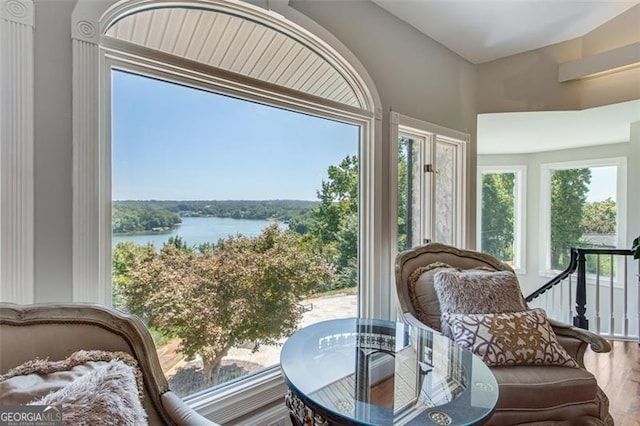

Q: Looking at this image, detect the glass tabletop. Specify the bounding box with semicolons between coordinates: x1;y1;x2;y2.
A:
280;318;498;426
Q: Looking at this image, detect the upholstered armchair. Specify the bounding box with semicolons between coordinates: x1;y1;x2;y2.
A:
395;243;613;426
0;303;219;426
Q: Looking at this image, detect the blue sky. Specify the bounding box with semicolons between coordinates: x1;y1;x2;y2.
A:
112;70;617;204
588;166;616;202
112;70;358;201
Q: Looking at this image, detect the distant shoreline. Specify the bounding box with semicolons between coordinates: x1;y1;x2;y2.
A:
113;228;176;237
112;216;283;248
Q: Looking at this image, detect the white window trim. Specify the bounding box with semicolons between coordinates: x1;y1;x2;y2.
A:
71;0;383;422
539;157;627;278
477;165;527;274
390;112;469;246
390;111;469;319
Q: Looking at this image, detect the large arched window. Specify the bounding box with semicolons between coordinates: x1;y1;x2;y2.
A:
71;0;381;421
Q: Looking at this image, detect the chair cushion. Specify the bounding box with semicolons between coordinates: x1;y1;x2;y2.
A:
408;262;457;330
443;309;578;367
491;365;598;411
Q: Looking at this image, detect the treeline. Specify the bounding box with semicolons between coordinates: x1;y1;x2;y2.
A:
112;199;319;233
113;204;181;234
581;197;616;234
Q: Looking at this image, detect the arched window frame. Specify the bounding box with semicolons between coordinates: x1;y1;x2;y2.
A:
71;0;382;420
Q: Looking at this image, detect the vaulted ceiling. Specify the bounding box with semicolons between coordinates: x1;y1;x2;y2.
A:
372;0;639;64
370;1;639;154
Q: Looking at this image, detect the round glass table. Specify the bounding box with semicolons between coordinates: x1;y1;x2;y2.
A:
280;318;498;426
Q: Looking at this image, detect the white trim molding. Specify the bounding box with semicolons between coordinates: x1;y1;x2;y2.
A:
71;18;110;303
186;368;287;423
0;0;35;304
559;42;640;82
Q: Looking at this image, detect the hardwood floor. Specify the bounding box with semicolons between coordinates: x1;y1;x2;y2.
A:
584;340;640;426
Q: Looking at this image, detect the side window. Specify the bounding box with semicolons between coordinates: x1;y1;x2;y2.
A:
395;117;467;253
397;134;427;251
478;167;526;271
542;163;621;274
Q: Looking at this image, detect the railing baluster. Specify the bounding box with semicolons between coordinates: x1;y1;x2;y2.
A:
568;273;573;325
595;254;601;334
623;256;628;337
544;291;549;313
574;250;588;329
609;254;615;336
558;278;563;321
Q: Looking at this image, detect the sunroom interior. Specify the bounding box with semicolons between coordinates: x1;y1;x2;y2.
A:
1;0;639;424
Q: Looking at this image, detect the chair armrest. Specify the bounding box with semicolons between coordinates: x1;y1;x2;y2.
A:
548;318;611;354
161;391;220;426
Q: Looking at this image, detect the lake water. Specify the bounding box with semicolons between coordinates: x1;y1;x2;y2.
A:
112;216;281;248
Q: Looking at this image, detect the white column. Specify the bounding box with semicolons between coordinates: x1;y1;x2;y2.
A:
629;122;640;247
71;16;110;303
0;0;34;304
629;122;640;339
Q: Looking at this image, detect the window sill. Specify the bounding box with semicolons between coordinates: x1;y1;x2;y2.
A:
185;366;287;423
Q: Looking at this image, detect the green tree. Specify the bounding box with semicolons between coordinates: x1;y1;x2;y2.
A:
288;209;315;235
112;204;181;233
581;198;616;234
112;241;150;312
308;155;358;289
551;168;591;269
481;173;515;262
397;137;410;251
113;224;333;386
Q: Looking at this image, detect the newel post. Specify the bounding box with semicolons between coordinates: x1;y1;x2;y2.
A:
573;249;589;330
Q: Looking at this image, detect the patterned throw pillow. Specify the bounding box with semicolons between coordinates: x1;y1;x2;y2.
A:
442;309;578;367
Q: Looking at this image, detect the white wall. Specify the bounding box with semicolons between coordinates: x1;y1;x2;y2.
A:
477;4;640;114
33;0;76;301
478;141;637;295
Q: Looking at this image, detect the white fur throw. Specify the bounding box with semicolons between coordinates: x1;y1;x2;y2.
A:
1;350;148;426
28;360;148;426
